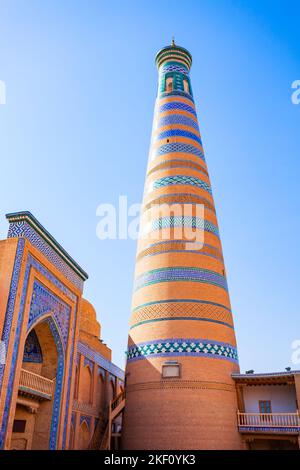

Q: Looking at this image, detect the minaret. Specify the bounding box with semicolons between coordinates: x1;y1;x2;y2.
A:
122;42;242;450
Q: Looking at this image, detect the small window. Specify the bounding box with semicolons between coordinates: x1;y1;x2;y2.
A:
166;77;173;93
13;420;26;433
259;400;272;413
183;79;190;94
162;362;180;378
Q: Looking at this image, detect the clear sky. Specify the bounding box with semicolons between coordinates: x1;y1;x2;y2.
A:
0;0;299;372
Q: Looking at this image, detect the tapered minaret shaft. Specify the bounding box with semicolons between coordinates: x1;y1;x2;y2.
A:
122;42;242;450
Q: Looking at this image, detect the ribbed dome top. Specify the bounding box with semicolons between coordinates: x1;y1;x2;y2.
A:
155;42;192;70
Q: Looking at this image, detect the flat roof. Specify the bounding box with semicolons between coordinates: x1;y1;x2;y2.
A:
232;370;300;385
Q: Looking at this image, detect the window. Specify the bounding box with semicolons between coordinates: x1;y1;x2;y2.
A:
166;77;173;93
183;79;190;94
259;400;272;413
162;362;180;378
13;420;26;433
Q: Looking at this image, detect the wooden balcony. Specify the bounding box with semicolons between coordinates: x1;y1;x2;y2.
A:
18;368;54;401
238;411;300;434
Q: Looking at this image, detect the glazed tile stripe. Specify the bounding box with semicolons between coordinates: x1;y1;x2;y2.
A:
155;129;202;146
156;50;192;68
158;96;195;109
160;90;194;101
159;101;197;116
130;316;232;330
136;241;223;262
158;57;191;69
161;63;189;75
134;267;228;291
157;114;199;130
130;300;233;329
143;193;215;213
126;338;238;363
132;298;231;313
157;54;191;69
151;216;219;238
154;143;205;161
147;159;208;177
152;175;211;194
157;94;195;107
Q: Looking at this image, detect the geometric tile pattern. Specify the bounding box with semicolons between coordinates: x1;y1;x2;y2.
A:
161;63;189;75
159;101;197;117
23;329;43;363
7;219;84;291
62;302;78;450
156;129;202;146
47;317;65;450
157;114;199;131
0;239;25;393
127;338;238;363
134;267;228;292
28;280;71;350
154;143;205;160
152;175;211;194
80;415;92;429
151;216;219;238
160;90;195;100
156;49;192;69
77;342;124;381
136;240;223;262
0;246;76;450
130;298;233;329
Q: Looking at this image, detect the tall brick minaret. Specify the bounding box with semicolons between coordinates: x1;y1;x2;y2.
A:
122;41;242;450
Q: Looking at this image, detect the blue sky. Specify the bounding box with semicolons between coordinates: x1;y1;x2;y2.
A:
0;0;299;371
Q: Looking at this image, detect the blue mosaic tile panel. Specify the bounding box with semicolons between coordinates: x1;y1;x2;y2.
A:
48;317;65;450
7;220;84;291
153;143;205;160
28;280;71;350
134;267;228;292
0;248;76;449
132;298;232;314
159;101;197;117
151;216;219;238
127;338;238;363
157;114;199;131
155;129;202;146
152;175;211;194
77;342;124;381
23;329;43;363
159;90;194;101
0;239;25;391
80;415;92;429
161;63;189;75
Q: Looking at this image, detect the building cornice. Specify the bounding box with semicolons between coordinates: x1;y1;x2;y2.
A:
6;211;88;282
232;370;300;385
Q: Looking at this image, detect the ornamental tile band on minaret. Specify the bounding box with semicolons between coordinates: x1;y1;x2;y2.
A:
122;42;243;450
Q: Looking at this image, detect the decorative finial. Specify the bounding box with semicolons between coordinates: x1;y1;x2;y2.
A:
171;37;175;47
